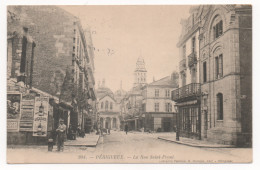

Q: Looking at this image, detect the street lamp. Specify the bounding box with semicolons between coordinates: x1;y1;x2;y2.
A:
174;105;180;141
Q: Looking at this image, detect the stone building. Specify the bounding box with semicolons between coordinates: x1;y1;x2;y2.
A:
96;80;121;130
172;5;252;146
142;74;178;132
123;56;148;130
7;6;97;138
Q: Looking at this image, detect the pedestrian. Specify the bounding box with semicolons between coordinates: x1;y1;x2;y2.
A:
56;119;67;152
124;123;128;135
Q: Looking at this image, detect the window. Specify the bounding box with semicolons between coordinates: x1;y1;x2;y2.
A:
110;102;113;110
216;93;223;120
183;45;186;59
215;54;223;79
154;103;159;112
155;89;159;97
101;102;103;109
203;61;207;83
105;101;108;110
213;20;223;39
165;89;170;98
142;103;146;112
203;97;208;107
191;68;196;83
165;103;172;112
182;73;186;86
192;37;196;53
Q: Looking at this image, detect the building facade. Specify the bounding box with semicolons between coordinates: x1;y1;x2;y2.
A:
172;5;252;146
96;80;121;131
7;6;97;144
142;75;178;132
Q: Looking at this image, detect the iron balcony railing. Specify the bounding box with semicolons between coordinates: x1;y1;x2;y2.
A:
188;52;197;67
171;83;201;101
179;58;186;72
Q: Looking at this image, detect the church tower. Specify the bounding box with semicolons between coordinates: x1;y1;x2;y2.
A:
134;55;147;87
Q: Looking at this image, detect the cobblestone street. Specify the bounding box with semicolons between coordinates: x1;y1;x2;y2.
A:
7;131;252;163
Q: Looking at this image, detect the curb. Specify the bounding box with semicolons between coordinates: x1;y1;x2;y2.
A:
64;135;100;147
157;137;236;148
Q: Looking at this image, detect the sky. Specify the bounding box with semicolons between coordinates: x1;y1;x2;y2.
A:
61;5;191;92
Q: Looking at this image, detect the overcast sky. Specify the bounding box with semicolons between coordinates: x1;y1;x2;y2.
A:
61;5;191;92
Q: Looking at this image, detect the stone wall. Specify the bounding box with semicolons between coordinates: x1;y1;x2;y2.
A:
199;5;252;146
8;6;76;96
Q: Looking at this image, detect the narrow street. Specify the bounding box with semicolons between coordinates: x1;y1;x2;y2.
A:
7;131;252;163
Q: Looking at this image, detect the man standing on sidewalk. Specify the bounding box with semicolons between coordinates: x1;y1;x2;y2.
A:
56;119;67;152
124;123;128;135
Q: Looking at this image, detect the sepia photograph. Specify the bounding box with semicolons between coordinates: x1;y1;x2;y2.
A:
5;4;252;164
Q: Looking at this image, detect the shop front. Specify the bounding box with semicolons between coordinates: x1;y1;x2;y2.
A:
172;83;202;140
144;112;176;132
178;104;201;139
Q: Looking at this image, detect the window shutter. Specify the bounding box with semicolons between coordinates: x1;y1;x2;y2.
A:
215;57;219;79
216;24;219;38
213;26;216;39
203;62;207;82
217;96;220;120
219;54;223;77
219;20;223;35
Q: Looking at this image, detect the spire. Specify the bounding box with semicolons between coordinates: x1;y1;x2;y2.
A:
120;80;122;90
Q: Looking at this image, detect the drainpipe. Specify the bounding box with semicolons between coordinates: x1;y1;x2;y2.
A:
29;42;36;89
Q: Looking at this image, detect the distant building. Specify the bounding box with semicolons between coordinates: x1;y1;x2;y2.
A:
123;56;148;130
96;79;121;130
142;74;178;132
133;56;147;87
172;5;252;146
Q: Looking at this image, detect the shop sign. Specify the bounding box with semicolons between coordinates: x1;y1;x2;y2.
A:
33;97;49;137
7;93;22;132
20;99;34;131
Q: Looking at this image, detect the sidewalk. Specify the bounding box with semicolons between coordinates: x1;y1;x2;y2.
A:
64;133;100;147
158;133;236;148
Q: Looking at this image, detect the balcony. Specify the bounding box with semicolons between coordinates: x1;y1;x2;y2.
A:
179;59;186;72
188;52;197;67
171;83;201;101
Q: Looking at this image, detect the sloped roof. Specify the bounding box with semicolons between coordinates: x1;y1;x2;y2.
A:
148;76;178;87
98;93;116;102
